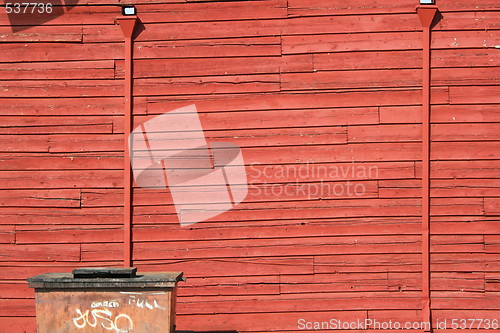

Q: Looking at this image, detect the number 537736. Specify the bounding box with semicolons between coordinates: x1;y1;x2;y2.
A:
5;3;53;14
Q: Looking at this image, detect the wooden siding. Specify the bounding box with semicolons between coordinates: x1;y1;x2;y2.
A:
0;0;499;332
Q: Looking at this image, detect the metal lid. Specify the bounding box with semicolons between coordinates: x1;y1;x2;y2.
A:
27;268;183;290
72;267;137;278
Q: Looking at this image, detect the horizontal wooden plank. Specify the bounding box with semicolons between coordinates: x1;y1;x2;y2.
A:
283;30;499;54
380;178;500;198
316;253;420;273
435;11;499;30
48;134;123;153
179;275;280;297
143;106;381;129
280;54;314;73
281;272;391;293
431;48;500;68
0;97;146;116
315;49;500;71
485;253;500;272
388;272;485;292
0;60;114;80
133;75;281;96
81;242;122;262
431;253;487;272
176;292;421;315
0;317;35;332
284;14;417;35
83;20;284;43
134;197;420;221
0;244;80;261
0;116;114;135
0;0;286;26
0;282;33;299
485;198;500;216
133;0;287;22
431;235;484;253
433;292;500;310
116;57;281;78
0;210;123;226
0;170;122;189
85;180;378;208
431;142;500;160
0;299;35;317
133;235;421;261
285;12;494;35
0;42;122;63
450;85;500;104
349;123;500;143
0;135;49;153
486;272;500;291
176;310;368;332
132;219;419;243
138;124;348;147
432;67;500;86
315;253;486;273
0;80;122;98
287;0;415;16
0;226;15;244
147;88;449;113
282;69;421;91
179;290;422;304
315;51;422;71
134;215;422;228
0;153;123;171
430;198;484;216
15;227;122;245
137;257;314;277
287;0;500;16
0;26;81;42
282;67;498;91
425;160;500;179
281;271;485;294
432;219;500;235
0;189;81;208
485;235;500;253
133;197;483;223
380;104;500;124
240;143;421;165
348;124;420;143
134;37;281;59
0;262;121;280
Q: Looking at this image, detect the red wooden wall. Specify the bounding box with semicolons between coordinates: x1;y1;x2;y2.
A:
1;0;499;332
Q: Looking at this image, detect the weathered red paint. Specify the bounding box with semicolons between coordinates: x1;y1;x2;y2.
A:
1;1;499;332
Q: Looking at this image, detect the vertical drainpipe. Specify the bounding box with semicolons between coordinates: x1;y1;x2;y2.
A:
417;5;439;332
117;16;138;268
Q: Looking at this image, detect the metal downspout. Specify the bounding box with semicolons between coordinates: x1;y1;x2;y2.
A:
118;16;138;268
417;5;439;332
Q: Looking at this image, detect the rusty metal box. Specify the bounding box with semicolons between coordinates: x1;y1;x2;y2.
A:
28;268;183;333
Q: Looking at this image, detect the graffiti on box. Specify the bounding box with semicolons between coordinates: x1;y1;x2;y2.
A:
72;293;167;332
